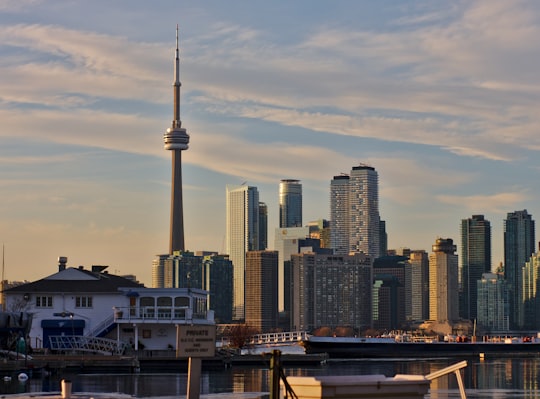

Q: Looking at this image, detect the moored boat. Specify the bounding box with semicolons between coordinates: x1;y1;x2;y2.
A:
302;335;540;358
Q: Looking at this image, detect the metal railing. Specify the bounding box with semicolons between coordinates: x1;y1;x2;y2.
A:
48;335;127;355
113;306;212;323
249;331;309;345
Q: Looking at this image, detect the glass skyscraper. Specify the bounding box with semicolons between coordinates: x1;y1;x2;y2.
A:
279;179;302;228
504;209;535;329
226;184;260;321
460;215;491;321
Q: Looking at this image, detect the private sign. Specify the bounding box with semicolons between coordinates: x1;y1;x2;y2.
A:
177;325;216;358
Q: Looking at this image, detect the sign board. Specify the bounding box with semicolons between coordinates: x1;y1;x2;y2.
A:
176;325;216;358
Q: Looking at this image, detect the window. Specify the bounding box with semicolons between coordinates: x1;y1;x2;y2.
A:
75;296;93;308
36;296;53;308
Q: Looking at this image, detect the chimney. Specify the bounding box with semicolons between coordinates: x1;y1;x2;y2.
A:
58;256;68;272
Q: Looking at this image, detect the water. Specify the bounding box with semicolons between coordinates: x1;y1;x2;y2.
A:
3;354;540;398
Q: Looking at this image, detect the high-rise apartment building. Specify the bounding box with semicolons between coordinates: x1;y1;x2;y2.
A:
504;210;535;329
330;165;380;258
429;238;459;323
226;184;260;321
291;252;372;331
279;179;302;228
408;250;430;322
245;251;279;333
460;215;491;321
477;272;509;332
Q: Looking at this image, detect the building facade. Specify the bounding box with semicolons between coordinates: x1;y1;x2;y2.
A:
330;165;380;258
258;202;268;250
429;238;459;323
291;252;372;332
373;256;407;330
460;215;492;321
477;272;509;332
226;184;260;321
245;251;279;333
504;210;535;329
522;250;540;330
408;250;430;322
279;179;303;228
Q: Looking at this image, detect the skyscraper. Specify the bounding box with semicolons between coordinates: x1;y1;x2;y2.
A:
164;26;190;255
245;250;279;333
408;250;430;322
429;238;459;324
279;179;302;228
258;202;268;250
460;215;491;321
504;210;535;329
330;165;380;258
226;184;260;321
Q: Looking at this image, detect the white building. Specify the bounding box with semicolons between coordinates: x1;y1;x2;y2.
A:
4;259;213;352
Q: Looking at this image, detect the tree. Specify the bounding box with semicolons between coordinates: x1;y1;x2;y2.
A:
227;324;258;348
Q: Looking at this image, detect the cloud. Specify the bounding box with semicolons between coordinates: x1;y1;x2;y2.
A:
437;191;530;214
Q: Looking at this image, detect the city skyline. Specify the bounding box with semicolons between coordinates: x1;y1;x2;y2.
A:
2;1;540;285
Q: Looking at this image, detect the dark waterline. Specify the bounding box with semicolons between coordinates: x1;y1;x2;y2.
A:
2;357;540;398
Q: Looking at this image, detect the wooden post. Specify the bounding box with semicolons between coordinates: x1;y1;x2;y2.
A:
187;357;202;399
270;349;281;399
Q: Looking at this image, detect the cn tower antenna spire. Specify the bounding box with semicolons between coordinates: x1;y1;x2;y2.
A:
173;24;181;129
164;25;190;254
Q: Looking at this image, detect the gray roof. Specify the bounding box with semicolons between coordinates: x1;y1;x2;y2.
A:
4;267;144;295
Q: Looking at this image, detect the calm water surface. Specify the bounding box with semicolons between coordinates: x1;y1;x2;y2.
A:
3;355;540;398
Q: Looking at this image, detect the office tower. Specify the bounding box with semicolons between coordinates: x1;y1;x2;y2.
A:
291;252;372;331
163;252;202;288
330;165;380;258
202;254;233;324
373;256;407;330
429;238;459;324
379;220;388;256
408;250;430;322
163;27;190;254
226;184;260;321
460;215;492;321
151;254;169;288
307;219;331;248
504;210;535;329
279;179;303;228
258;202;268;250
522;248;540;330
477;273;509;332
245;251;278;333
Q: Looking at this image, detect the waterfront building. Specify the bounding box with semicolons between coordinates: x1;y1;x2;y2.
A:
3;257;213;351
373;256;407;330
504;210;535;329
330;165;380;258
477;272;509;332
245;251;279;333
279;179;303;228
429;238;459;324
163;27;190;255
460;215;492;321
226;184;260;321
291;252;372;331
258;202;268;250
408;250;430;322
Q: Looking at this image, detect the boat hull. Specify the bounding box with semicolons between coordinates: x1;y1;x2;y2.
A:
302;337;540;358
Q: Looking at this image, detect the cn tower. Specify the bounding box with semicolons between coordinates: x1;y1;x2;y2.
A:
164;26;189;254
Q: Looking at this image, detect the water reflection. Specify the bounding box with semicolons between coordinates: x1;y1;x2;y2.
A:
3;357;540;398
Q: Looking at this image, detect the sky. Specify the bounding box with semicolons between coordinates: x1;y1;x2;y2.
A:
2;0;540;285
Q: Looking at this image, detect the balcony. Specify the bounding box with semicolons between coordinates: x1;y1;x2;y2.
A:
113;306;213;324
